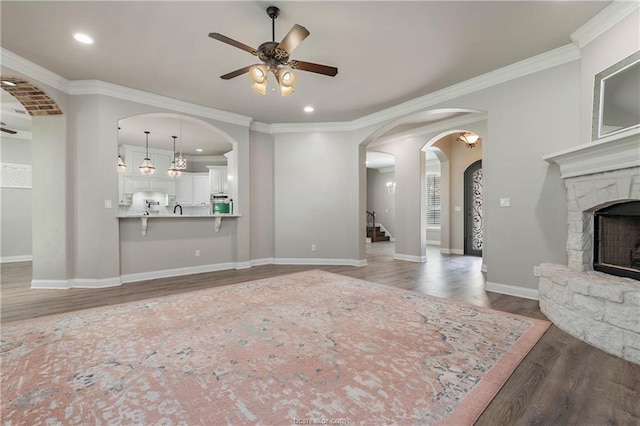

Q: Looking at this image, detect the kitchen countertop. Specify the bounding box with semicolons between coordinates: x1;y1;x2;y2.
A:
117;214;240;218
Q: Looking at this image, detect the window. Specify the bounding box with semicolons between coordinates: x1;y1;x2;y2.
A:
426;173;441;227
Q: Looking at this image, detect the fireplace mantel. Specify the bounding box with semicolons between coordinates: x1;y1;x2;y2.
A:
543;129;640;178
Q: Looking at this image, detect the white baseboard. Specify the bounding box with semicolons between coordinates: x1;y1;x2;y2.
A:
1;255;32;263
250;257;274;267
481;264;488;273
394;253;427;263
235;261;252;270
31;277;121;289
274;258;367;267
440;248;464;255
121;262;237;284
426;240;441;246
485;281;539;300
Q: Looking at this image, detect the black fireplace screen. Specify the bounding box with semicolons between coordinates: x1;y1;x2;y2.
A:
594;201;640;280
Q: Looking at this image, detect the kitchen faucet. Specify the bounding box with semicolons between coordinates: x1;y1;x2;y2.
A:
173;204;182;215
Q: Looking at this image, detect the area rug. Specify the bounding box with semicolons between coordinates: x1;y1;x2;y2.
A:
1;270;549;425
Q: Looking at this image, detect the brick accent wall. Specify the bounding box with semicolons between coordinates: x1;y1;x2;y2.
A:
1;76;63;116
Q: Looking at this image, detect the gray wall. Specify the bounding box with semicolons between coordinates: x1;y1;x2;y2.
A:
274;131;361;263
366;167;395;237
249;130;275;261
1;136;32;260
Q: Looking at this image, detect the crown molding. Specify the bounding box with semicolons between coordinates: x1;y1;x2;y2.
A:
268;121;355;134
570;0;639;48
368;112;488;148
347;44;580;132
1;48;71;93
1;49;252;128
69;80;252;127
4;40;580;135
249;121;273;134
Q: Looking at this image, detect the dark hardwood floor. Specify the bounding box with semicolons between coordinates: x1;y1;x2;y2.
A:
2;243;639;425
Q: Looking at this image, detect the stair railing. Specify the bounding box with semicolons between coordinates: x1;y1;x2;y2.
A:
366;210;376;242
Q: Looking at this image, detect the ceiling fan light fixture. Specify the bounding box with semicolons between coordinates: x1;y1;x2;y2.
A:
249;64;268;84
277;68;296;97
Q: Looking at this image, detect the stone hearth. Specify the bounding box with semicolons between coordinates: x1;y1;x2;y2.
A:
541;132;640;364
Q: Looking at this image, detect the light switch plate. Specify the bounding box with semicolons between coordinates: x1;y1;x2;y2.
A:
104;200;112;209
500;198;511;207
454;206;462;212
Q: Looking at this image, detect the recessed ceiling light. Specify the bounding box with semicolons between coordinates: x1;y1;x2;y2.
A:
1;80;16;87
196;148;204;152
73;33;94;44
304;106;314;113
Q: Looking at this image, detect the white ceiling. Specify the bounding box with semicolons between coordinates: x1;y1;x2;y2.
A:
0;1;610;125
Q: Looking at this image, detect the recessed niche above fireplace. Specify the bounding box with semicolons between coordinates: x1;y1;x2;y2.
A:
594;201;640;281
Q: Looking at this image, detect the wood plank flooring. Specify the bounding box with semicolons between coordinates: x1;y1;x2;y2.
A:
2;243;639;425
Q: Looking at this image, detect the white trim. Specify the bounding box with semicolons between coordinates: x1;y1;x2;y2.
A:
235;261;252;270
69;80;252;127
570;0;639;48
485;281;539;301
426;240;441;246
1;255;32;263
348;44;580;132
451;249;464;255
0;48;71;92
481;264;488;273
31;277;122;289
377;166;395;174
250;257;275;267
274;258;367;267
70;277;122;289
440;248;452;254
394;253;427;263
121;262;237;284
31;279;72;290
543;131;640;178
2;41;579;134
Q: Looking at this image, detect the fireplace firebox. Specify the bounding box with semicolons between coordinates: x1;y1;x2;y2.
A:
594;201;640;280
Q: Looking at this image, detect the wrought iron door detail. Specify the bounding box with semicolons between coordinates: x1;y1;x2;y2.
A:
471;168;483;251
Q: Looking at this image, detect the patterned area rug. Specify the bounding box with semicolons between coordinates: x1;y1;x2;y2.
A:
1;270;549;425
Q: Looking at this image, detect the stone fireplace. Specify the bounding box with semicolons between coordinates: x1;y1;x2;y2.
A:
540;133;640;364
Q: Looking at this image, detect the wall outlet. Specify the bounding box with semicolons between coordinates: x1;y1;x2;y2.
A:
311;244;316;252
533;265;540;277
500;198;511;207
104;199;112;209
195;250;200;257
454;206;461;212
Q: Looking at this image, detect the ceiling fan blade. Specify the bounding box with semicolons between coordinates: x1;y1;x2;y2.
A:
290;60;338;77
220;65;254;80
1;127;18;134
209;33;257;55
277;24;310;54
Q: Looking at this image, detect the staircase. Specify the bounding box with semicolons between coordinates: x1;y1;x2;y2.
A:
367;226;390;242
366;211;390;242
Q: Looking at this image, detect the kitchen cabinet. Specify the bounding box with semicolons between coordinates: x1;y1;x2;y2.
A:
193;174;211;205
118;144;177;205
208;166;228;194
175;172;210;205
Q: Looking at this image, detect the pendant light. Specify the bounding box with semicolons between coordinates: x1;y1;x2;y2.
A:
167;136;182;178
175;121;187;170
139;131;155;175
117;127;127;173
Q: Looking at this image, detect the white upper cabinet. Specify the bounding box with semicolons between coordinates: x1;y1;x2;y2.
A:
208;166;228;194
175;172;210;205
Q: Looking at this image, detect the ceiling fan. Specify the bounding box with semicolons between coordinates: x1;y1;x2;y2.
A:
0;122;17;135
209;5;338;96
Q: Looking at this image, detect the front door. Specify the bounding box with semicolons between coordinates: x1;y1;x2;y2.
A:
464;160;483;257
